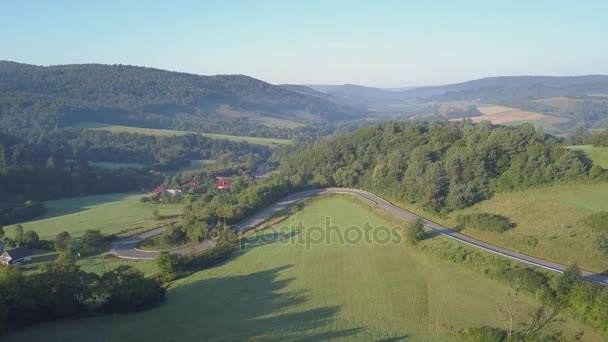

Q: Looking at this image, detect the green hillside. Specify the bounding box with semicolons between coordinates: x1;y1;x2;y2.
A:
5;197;600;341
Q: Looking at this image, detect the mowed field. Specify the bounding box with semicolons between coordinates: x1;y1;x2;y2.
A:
567;145;608;169
73;122;292;146
6;197;600;341
450;183;608;273
3;193;184;240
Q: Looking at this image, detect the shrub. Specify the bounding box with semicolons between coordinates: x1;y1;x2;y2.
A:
457;213;515;233
521;235;538;247
596;231;608;254
404;219;425;245
99;265;165;313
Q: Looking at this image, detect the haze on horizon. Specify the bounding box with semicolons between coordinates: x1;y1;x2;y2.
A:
2;0;608;87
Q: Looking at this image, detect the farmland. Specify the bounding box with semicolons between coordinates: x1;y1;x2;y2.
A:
3;193;184;240
5;196;601;341
73;122;293;146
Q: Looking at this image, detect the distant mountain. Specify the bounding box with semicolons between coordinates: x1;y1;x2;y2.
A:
398;75;608;102
0;61;366;133
305;84;406;106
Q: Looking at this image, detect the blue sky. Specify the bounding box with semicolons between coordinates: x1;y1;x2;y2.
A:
1;1;607;87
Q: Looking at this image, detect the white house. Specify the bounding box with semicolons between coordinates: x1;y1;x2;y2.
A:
0;246;33;266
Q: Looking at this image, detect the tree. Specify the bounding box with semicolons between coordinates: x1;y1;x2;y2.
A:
99;265;165;313
0;226;4;240
46;156;57;169
14;224;24;242
21;230;40;247
404;219;425;245
80;230;106;255
55;231;72;252
157;251;181;282
152;209;162;220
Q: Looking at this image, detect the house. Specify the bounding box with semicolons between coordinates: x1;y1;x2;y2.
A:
154;186;183;197
0;246;33;266
216;177;230;189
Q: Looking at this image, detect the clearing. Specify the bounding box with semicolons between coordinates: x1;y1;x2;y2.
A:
6;196;601;341
73;122;293;146
4;193;184;240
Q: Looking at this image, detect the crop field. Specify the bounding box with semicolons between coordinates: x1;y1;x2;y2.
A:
73;121;293;146
449;105;558;125
6;197;599;341
567;145;608;169
4;193;184;240
533;97;580;112
451;183;608;273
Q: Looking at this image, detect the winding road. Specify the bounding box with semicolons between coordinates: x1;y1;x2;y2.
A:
109;188;608;286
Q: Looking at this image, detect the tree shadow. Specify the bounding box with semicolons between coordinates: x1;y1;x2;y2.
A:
570;149;594;167
165;265;363;341
236;229;301;255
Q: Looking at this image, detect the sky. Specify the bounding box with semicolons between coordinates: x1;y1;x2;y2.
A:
1;0;608;87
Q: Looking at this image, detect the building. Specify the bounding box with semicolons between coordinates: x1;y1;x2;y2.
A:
216;177;230;189
0;246;33;266
154;186;183;197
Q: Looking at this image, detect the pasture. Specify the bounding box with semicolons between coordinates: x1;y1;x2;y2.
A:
74;121;293;146
449;105;561;126
6;197;600;341
4;193;184;240
452;183;608;273
567;145;608;169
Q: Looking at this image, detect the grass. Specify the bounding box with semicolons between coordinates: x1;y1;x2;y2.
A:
168;159;215;174
4;193;184;240
74;121;292;146
567;145;608;169
6;196;601;341
88;161;145;169
449;183;608;273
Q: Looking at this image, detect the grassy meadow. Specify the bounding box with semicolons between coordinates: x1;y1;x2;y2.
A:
447;183;608;273
4;193;184;240
74;121;292;146
6;196;601;341
567;145;608;169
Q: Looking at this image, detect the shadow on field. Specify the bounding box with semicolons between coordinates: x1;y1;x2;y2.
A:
34;192;134;221
171;265;363;340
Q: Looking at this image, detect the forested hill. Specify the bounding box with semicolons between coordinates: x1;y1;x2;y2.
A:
0;61;365;132
280;121;597;213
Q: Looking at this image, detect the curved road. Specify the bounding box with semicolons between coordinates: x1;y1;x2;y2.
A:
110;188;608;286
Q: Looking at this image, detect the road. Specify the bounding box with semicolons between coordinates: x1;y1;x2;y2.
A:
108;227;217;259
109;187;608;286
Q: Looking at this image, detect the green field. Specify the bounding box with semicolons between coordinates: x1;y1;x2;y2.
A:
4;193;184;240
450;183;608;273
6;197;600;341
74;121;292;146
88;161;146;169
567;145;608;169
168;159;215;174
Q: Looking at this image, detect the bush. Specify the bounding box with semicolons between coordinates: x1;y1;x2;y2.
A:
457;213;515;233
504;268;549;294
596;231;608;254
404;219;425;245
78;230;107;255
99;265;165;313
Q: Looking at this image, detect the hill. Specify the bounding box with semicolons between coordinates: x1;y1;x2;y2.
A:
399;75;608;102
0;61;366;134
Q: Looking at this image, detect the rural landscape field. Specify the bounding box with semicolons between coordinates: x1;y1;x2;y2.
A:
3;2;608;342
6;197;603;341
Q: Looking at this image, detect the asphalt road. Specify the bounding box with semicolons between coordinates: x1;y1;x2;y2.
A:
109;187;608;286
108;227;217;259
